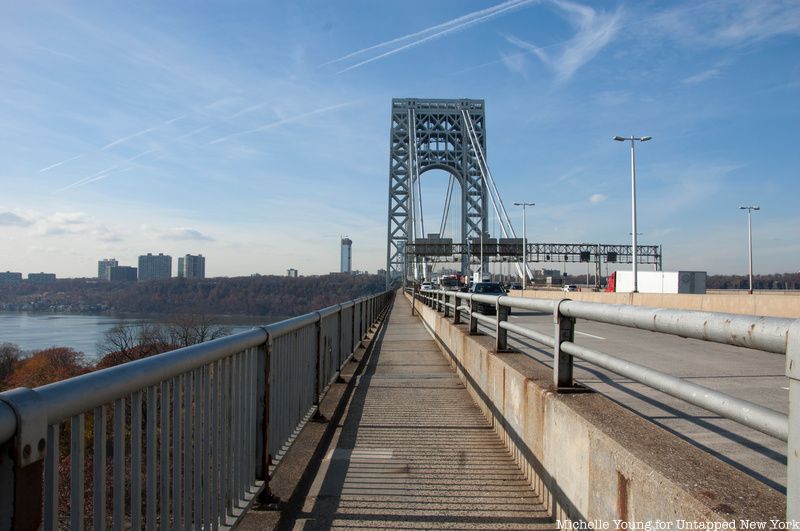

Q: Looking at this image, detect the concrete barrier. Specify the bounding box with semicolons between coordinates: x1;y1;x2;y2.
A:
509;290;800;318
409;293;786;524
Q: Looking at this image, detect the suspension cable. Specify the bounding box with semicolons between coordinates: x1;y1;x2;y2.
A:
439;174;454;236
462;109;532;280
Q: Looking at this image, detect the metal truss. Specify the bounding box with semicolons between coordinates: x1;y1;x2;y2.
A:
386;99;487;284
405;242;663;269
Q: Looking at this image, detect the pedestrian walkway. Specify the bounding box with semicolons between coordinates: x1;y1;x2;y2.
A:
284;295;556;530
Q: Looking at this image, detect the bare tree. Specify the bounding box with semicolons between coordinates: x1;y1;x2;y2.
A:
165;313;231;348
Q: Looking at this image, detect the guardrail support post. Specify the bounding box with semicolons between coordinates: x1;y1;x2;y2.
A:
411;289;416;316
443;292;451;318
313;315;326;421
496;298;510;352
469;296;479;335
787;320;800;520
0;388;47;531
453;296;462;325
257;338;275;504
553;299;576;389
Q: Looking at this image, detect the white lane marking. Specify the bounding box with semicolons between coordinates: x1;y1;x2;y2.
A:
782;386;790;390
576;331;606;340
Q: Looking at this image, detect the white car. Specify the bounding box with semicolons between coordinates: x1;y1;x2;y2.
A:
562;284;576;292
421;282;433;290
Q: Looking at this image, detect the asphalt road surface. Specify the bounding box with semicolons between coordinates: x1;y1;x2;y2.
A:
472;309;788;493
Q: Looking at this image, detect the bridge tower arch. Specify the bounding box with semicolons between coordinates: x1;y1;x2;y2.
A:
386;98;488;284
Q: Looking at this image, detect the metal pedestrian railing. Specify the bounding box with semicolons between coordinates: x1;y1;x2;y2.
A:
410;287;799;519
0;290;393;530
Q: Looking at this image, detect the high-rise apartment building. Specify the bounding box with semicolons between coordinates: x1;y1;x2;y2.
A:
182;254;205;279
138;253;171;281
98;258;118;280
28;272;56;283
177;257;184;278
340;238;352;274
0;271;22;284
287;268;298;278
109;266;137;282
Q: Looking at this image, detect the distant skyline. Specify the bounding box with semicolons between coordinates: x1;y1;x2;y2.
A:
1;1;798;277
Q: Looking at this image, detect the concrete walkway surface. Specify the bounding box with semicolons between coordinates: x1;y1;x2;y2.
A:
283;296;556;530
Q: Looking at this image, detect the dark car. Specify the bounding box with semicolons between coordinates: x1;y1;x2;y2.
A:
470;282;508;314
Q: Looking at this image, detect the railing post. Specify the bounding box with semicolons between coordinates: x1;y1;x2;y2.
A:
257;336;274;503
553;299;576;389
496;297;509;351
313;314;325;421
411;289;416;316
786;320;800;521
469;295;478;335
443;292;451;318
352;301;359;353
453;294;461;325
0;388;47;531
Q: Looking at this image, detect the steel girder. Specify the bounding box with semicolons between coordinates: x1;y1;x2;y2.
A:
386;98;487;284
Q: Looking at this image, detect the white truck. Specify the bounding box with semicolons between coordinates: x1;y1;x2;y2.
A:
611;271;706;294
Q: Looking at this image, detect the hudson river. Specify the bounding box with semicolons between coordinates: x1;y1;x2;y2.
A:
0;312;270;361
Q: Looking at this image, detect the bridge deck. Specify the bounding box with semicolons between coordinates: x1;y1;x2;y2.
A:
284;296;555;529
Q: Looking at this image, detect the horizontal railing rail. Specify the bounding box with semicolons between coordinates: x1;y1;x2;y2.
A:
409;287;798;518
0;290;393;531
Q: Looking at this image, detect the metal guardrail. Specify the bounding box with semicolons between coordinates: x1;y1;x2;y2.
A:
0;290;393;530
410;287;799;519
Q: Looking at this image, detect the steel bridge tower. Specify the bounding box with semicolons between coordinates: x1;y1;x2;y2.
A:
386;98;488;284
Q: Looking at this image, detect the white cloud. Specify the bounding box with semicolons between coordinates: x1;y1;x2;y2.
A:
0;212;32;226
500;51;527;74
160;228;214;241
590;193;607;204
592;91;629;106
506;0;623;82
648;1;800;48
681;68;721;85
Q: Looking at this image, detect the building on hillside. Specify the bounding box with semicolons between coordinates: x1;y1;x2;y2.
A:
0;271;22;284
109;266;137;282
138;253;171;281
28;272;56;283
340;237;352;274
287;268;298;278
98;258;118;280
181;254;205;279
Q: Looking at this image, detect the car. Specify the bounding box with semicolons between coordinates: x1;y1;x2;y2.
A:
562;284;576;292
469;282;509;314
420;282;433;291
508;283;522;290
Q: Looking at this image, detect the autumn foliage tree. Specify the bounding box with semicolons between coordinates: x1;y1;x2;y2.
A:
5;347;89;389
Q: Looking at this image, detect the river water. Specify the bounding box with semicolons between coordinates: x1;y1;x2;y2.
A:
0;312;274;361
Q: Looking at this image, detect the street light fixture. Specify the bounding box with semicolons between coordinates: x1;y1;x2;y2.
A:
513;202;535;290
613;135;652;293
739;205;760;294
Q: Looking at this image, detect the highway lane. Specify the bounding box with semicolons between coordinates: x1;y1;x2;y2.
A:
471;309;788;492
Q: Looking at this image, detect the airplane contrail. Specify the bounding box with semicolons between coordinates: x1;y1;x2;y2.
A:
39;154;84;173
56;150;155;192
331;0;537;73
102;115;185;150
208;102;353;145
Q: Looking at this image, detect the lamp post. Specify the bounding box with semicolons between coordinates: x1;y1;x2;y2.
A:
514;202;535;290
613;135;652;293
739;205;760;294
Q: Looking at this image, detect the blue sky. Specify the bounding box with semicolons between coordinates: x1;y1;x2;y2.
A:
1;0;798;278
